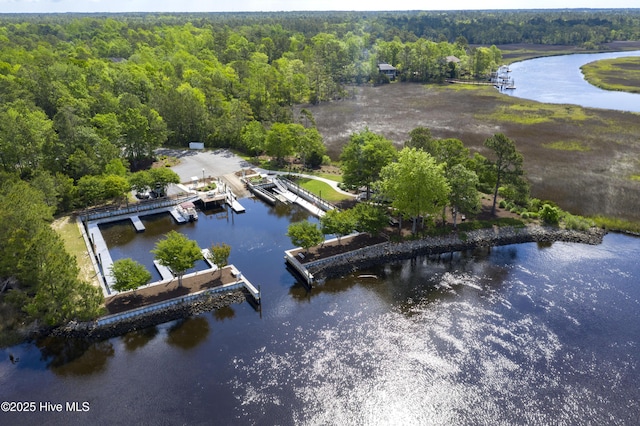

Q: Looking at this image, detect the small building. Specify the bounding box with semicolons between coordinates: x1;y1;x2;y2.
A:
446;56;461;64
377;63;397;80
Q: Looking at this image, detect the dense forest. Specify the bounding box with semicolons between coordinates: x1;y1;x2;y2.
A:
1;10;638;333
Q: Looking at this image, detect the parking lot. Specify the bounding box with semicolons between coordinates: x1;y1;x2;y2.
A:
156;148;253;182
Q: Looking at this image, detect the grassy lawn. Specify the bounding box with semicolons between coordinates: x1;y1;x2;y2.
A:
296;178;351;202
52;216;100;288
581;57;640;94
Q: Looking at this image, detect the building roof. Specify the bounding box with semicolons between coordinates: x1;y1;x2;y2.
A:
446;56;461;63
377;63;397;71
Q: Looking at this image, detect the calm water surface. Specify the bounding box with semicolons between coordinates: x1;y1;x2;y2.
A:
504;50;640;112
1;197;639;425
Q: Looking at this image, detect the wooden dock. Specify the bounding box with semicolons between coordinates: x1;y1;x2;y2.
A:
130;216;145;232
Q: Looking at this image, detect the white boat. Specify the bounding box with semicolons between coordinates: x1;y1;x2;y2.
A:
177;201;198;221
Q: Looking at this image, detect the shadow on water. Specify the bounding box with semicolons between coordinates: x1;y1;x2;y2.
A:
35;337;114;376
122;327;159;352
267;202;313;222
165;316;210;350
212;306;235;322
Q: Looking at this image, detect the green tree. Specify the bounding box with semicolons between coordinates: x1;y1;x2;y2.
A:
340;128;396;198
240;120;267;157
208;243;231;277
484;133;525;216
0;100;57;177
152;230;202;287
76;175;106;207
117;94;167;166
148;167;180;197
296;127;326;168
447;163;481;228
129;170;153;195
110;258;152;293
378;147;450;234
24;228;103;325
426;138;470;170
540;203;560;225
320;209;356;244
265;122;301;164
351;202;389;236
405;126;434;151
287;220;324;253
102;174;131;203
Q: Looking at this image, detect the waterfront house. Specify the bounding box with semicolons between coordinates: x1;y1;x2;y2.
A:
377;63;397;80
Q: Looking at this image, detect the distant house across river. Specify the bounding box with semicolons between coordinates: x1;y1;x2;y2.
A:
377;63;397;80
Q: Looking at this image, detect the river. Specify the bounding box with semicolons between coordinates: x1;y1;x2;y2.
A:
504;50;640;112
2;51;640;424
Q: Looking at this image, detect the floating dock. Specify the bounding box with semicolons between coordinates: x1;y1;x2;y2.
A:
153;260;174;281
130;216;145;232
228;198;245;213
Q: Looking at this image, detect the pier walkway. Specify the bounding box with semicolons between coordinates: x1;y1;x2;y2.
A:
130;216;145;232
153;260;174;281
228;196;245;213
87;222;116;293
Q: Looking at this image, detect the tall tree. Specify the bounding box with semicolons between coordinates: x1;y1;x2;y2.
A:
287;220;324;253
340;129;396;198
147;167;180;197
240;120;267;158
208;243;231;278
110;258;152;293
152;231;202;287
405;126;434;151
265;122;302;164
320;209;356;244
484;133;525;216
447;163;481;228
378;147;450;234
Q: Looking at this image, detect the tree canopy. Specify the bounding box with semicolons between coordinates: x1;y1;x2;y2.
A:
378;147;450;234
110;258;152;293
483;133;526;216
208;243;231;277
152;231;203;286
340;129;396;197
287;220;324;253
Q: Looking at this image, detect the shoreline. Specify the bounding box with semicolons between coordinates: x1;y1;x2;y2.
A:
9;225;607;346
27;289;248;344
299;224;607;283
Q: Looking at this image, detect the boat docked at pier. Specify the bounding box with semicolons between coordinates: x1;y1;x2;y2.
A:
177;201;198;221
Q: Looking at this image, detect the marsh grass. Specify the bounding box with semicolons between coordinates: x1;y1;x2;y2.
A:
581;57;640;94
304;81;640;223
482;103;591;124
592;215;640;234
543;140;591;151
